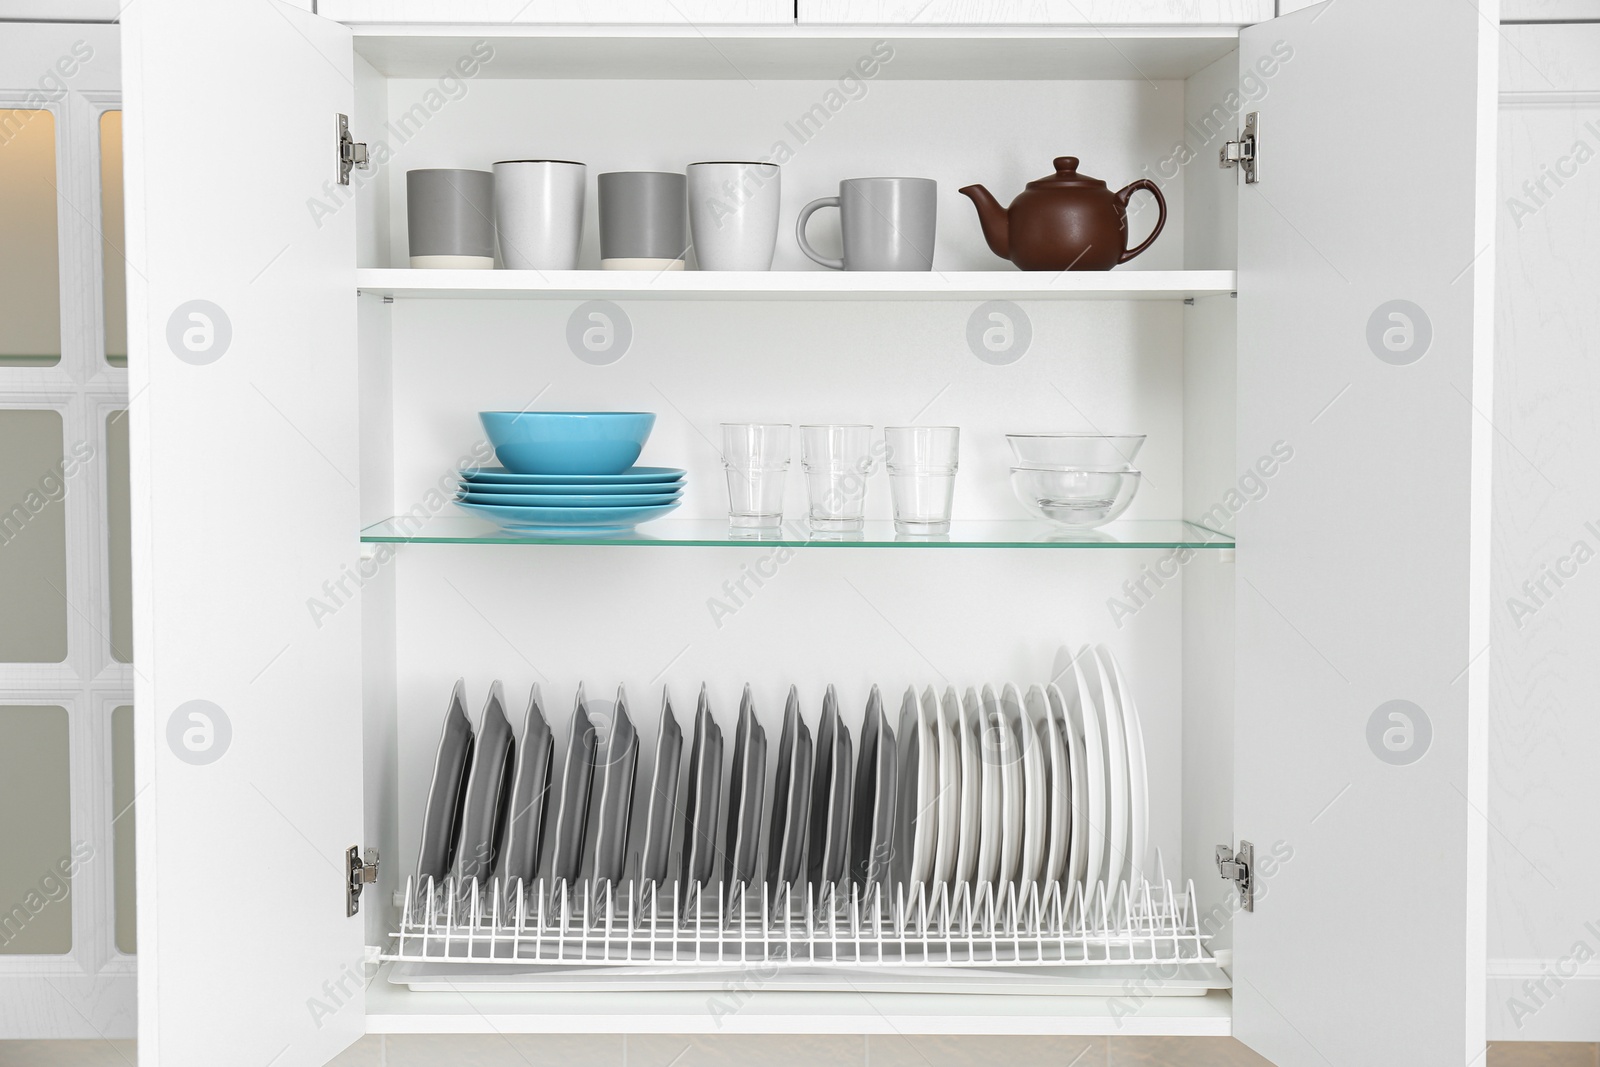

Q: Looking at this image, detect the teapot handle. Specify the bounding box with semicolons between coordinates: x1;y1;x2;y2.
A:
1115;179;1167;265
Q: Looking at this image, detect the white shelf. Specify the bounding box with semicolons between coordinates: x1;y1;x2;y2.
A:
351;27;1241;81
357;268;1236;301
365;977;1233;1036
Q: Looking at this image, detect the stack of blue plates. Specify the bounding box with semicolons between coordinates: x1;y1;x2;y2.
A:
456;466;686;535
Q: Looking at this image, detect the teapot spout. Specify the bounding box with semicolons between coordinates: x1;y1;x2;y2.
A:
959;184;1010;261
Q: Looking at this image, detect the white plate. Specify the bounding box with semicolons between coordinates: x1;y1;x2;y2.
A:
932;687;962;892
1099;646;1150;887
983;684;1023;896
914;687;942;891
1008;683;1047;890
1028;684;1070;890
892;687;922;891
955;687;984;892
1081;646;1130;895
1060;654;1107;894
1045;682;1088;894
892;686;940;895
971;686;1002;893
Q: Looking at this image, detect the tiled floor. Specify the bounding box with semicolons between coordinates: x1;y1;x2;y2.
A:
1;1037;1594;1066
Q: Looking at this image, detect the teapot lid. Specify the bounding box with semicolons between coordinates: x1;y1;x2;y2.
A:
1027;156;1108;189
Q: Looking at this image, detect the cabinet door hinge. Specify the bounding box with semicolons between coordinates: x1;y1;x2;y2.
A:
1216;840;1254;911
337;113;369;187
1220;112;1260;184
347;846;379;916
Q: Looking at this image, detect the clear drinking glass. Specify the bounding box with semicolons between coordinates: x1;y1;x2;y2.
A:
884;426;959;535
722;423;790;529
801;424;874;532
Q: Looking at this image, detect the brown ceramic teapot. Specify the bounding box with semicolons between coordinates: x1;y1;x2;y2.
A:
960;156;1167;271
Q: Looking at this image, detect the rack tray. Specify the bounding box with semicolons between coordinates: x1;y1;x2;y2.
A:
385;875;1214;971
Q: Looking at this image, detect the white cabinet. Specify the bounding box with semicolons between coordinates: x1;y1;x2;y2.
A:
120;2;1499;1065
321;1;795;24
796;1;1273;25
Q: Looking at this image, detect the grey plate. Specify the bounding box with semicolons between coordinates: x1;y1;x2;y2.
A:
416;679;475;883
850;685;897;890
766;685;814;889
498;683;554;887
549;687;598;886
723;686;767;888
807;684;853;888
586;685;639;889
639;688;683;886
680;686;724;897
453;681;517;885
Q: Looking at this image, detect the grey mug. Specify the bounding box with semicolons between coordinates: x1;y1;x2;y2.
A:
598;171;688;270
796;177;937;271
406;168;495;269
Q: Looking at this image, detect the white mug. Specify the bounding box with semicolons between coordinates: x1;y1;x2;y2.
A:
687;162;781;271
493;160;586;270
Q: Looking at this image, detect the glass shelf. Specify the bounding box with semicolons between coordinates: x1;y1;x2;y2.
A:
360;517;1233;549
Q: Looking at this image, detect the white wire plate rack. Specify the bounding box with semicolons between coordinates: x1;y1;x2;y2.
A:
384;876;1216;976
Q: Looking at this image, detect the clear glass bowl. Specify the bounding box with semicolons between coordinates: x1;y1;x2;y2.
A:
1009;466;1142;528
1004;433;1146;468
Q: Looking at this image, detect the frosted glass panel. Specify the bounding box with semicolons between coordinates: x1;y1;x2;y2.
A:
107;410;131;662
0;410;69;662
0;110;61;368
101;111;126;367
112;704;135;955
0;705;72;954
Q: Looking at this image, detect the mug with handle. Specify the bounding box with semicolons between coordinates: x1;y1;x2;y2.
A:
797;177;936;271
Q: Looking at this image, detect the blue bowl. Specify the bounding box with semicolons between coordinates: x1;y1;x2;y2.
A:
479;411;656;475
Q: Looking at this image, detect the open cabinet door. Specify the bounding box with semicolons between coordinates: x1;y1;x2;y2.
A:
1234;1;1495;1065
124;3;364;1065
